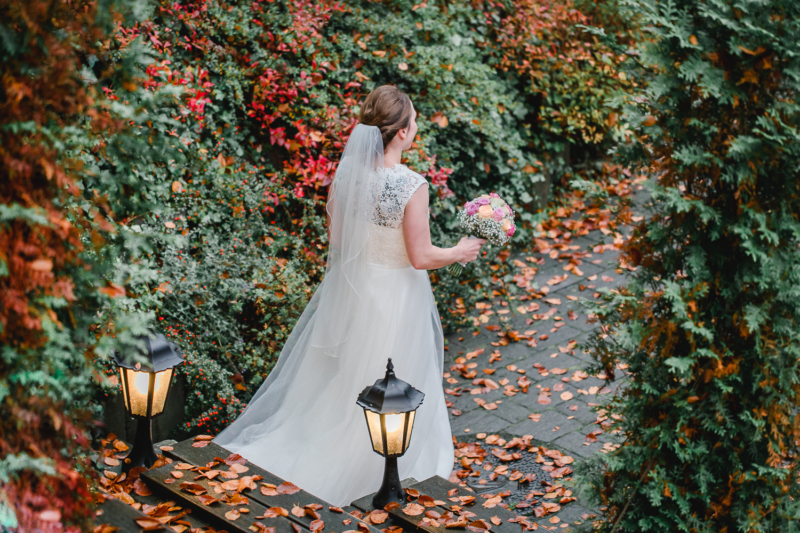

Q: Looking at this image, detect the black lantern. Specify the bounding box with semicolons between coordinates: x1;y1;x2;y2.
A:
356;358;424;509
114;333;184;473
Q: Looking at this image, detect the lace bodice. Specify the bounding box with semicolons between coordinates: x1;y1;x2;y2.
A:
366;164;428;268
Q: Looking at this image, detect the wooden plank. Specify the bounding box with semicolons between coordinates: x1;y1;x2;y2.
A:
164;439;384;533
94;497;150;533
407;476;519;533
343;500;416;533
349;477;420;512
142;462;299;533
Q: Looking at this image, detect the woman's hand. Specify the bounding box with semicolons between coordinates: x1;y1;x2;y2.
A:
455;236;486;263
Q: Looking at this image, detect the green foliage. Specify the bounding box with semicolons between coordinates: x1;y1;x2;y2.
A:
0;0;185;527
573;0;800;530
84;0;638;439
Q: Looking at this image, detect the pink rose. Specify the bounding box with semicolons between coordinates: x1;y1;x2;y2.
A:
493;208;506;222
507;225;516;237
466;202;479;216
477;197;491;205
505;205;513;215
489;192;500;198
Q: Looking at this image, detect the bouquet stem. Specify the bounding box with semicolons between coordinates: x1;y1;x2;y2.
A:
447;235;479;277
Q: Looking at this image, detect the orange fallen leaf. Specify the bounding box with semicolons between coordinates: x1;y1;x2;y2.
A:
277;481;301;494
402;503;425;516
179;482;207;495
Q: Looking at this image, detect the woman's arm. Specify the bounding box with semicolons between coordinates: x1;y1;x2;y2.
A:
403;184;485;270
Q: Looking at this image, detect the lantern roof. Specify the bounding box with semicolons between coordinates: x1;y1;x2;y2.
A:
114;333;185;373
356;358;424;414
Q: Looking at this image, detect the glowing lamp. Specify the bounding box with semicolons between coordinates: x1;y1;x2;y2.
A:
114;333;184;472
356;358;424;509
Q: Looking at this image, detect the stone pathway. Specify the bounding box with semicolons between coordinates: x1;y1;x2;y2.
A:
441;174;655;531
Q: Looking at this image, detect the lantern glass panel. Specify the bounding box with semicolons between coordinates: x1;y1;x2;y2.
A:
403;410;415;450
365;410;385;454
365;410;412;456
151;368;173;416
119;368;130;411
123;368;152;416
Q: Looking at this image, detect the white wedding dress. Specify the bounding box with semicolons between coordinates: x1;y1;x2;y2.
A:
212;160;455;507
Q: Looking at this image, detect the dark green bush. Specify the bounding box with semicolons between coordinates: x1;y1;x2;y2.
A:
574;0;800;530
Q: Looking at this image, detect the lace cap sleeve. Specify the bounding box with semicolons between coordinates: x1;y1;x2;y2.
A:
401;167;428;206
372;164;429;228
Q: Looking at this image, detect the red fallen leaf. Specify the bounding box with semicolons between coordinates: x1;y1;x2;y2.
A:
451;409;462;416
490;516;502;526
179;482;207;495
405;487;420;499
174;462;195;470
329;506;344;513
198;494;221;506
133;478;153;496
192;441;209;448
370;510;389;524
292;505;306;518
485;325;501;332
104;457;120;466
251;523;276;533
262;507;289;518
309;519;325;532
224;453;247;466
424;510;441;519
291;523;302;533
194;435;214;441
305;503;324;511
383;501;401;511
586;429;603;443
277;481;302;494
93;524;118;533
357;523;370;533
164;478;176;484
418;495;437;507
225;509;240;521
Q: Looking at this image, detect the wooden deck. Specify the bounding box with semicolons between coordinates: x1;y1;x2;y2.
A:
94;437;528;533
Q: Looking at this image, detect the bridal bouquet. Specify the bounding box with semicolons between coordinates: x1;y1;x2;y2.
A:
448;192;516;276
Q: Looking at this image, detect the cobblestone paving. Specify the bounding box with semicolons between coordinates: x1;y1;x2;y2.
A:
442;176;655;531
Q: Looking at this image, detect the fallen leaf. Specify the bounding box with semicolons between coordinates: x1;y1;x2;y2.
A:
537;393;551;405
179;482;207;496
277;481;301;494
402;503;425;516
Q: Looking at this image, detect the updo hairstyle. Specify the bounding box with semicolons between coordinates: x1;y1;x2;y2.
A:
358;85;413;151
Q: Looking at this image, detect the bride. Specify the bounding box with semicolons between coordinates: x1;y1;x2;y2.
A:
212;85;485;507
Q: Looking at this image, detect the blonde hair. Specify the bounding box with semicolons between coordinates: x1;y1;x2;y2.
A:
359;85;413;151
